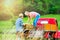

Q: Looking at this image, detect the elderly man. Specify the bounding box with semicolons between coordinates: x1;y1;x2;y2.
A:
15;13;25;40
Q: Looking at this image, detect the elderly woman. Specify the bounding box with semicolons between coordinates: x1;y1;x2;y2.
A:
25;11;40;28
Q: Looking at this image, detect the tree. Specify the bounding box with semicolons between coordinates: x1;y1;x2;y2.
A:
23;0;60;14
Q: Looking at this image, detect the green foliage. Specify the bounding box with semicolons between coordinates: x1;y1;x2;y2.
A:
0;13;12;21
10;16;18;25
23;0;60;14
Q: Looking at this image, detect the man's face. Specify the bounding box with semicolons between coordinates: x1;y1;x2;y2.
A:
21;15;23;19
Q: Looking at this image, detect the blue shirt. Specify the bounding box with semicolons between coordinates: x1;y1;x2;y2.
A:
15;18;23;29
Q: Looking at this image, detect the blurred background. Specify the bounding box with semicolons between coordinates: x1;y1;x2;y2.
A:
0;0;60;40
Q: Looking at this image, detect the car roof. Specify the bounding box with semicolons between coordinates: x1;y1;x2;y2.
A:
37;18;57;24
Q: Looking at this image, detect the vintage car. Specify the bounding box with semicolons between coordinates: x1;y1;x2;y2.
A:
36;18;59;40
24;18;60;40
37;18;58;31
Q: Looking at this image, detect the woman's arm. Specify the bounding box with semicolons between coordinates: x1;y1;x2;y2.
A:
28;16;32;23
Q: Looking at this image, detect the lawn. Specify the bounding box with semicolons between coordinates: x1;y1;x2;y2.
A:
0;14;60;40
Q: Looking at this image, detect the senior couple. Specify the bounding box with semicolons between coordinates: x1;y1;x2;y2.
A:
15;11;40;40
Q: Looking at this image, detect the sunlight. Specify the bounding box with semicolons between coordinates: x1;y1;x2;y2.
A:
4;0;14;7
3;0;16;14
3;0;23;14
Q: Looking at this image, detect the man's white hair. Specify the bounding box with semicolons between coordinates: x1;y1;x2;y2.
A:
19;13;23;17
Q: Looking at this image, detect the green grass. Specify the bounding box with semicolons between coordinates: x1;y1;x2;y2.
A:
0;21;13;32
0;34;2;40
0;14;60;40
